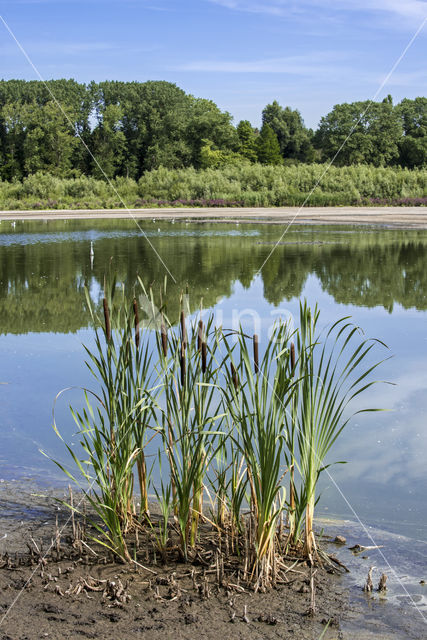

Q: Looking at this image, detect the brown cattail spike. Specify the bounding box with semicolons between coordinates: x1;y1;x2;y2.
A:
103;298;111;342
180;310;187;348
290;342;295;376
133;298;140;348
161;318;168;358
231;363;239;391
253;334;259;374
197;320;204;352
201;341;207;374
180;342;186;387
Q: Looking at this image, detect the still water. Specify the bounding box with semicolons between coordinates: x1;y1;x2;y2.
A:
1;218;427;546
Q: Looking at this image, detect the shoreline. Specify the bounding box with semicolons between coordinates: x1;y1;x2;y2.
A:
1;481;426;639
1;205;427;228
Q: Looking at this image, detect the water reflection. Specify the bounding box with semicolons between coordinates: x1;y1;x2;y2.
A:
1;221;427;334
1;220;427;542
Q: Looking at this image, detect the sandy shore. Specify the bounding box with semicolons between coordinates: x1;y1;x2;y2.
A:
1;206;427;228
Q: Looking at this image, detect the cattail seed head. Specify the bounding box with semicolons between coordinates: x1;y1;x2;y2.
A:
180;341;186;387
103;298;111;342
231;363;239;391
133;298;140;348
161;318;168;358
180;310;187;348
290;342;295;376
197;320;204;352
253;334;259;374
201;341;207;374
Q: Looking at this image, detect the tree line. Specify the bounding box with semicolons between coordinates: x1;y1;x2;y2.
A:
0;79;425;181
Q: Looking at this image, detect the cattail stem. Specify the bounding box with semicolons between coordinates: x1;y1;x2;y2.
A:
137;452;148;516
253;334;259;374
201;341;207;374
133;298;140;348
289;463;295;537
103;298;111;342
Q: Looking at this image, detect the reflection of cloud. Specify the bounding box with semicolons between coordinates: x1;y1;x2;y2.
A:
330;366;427;487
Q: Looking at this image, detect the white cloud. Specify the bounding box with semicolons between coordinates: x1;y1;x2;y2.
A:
207;0;298;17
208;0;427;22
59;42;116;54
176;52;344;75
0;41;117;56
383;69;427;87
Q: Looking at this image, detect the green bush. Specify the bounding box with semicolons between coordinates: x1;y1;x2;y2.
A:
0;164;425;210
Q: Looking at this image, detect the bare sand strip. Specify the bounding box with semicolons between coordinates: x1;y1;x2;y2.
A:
1;206;427;228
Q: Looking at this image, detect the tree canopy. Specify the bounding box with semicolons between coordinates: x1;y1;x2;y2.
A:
262;100;314;162
0;79;426;181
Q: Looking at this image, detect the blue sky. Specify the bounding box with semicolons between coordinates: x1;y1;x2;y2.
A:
0;0;426;129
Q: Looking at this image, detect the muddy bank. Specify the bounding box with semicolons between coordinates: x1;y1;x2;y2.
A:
0;482;426;639
0;482;347;640
1;206;427;229
0;547;346;640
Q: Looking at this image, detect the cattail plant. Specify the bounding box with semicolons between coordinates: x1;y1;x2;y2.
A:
51;279;154;561
290;301;384;558
51;274;385;576
220;321;295;587
285;340;303;547
130;294;154;519
155;311;222;559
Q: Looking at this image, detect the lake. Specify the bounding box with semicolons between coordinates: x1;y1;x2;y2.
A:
1;217;427;547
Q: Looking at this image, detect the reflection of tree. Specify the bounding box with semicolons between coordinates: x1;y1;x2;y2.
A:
318;240;427;311
1;223;427;334
261;249;311;304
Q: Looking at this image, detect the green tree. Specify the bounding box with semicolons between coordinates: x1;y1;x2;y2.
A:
262;101;314;162
236;120;258;162
199;139;246;169
0;101;26;180
22;101;77;176
396;97;427;168
187;98;238;168
97;80;193;175
91;104;127;179
256;124;283;165
315;99;403;166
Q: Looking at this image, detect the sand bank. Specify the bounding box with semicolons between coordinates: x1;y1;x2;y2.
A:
1;206;427;228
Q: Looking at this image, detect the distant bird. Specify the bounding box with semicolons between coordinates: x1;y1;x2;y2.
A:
11;221;16;229
158;228;161;232
90;241;94;258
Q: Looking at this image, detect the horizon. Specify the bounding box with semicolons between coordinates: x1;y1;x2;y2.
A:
0;1;426;129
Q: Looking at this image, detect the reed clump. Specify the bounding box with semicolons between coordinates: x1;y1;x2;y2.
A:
0;165;425;209
52;279;384;587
